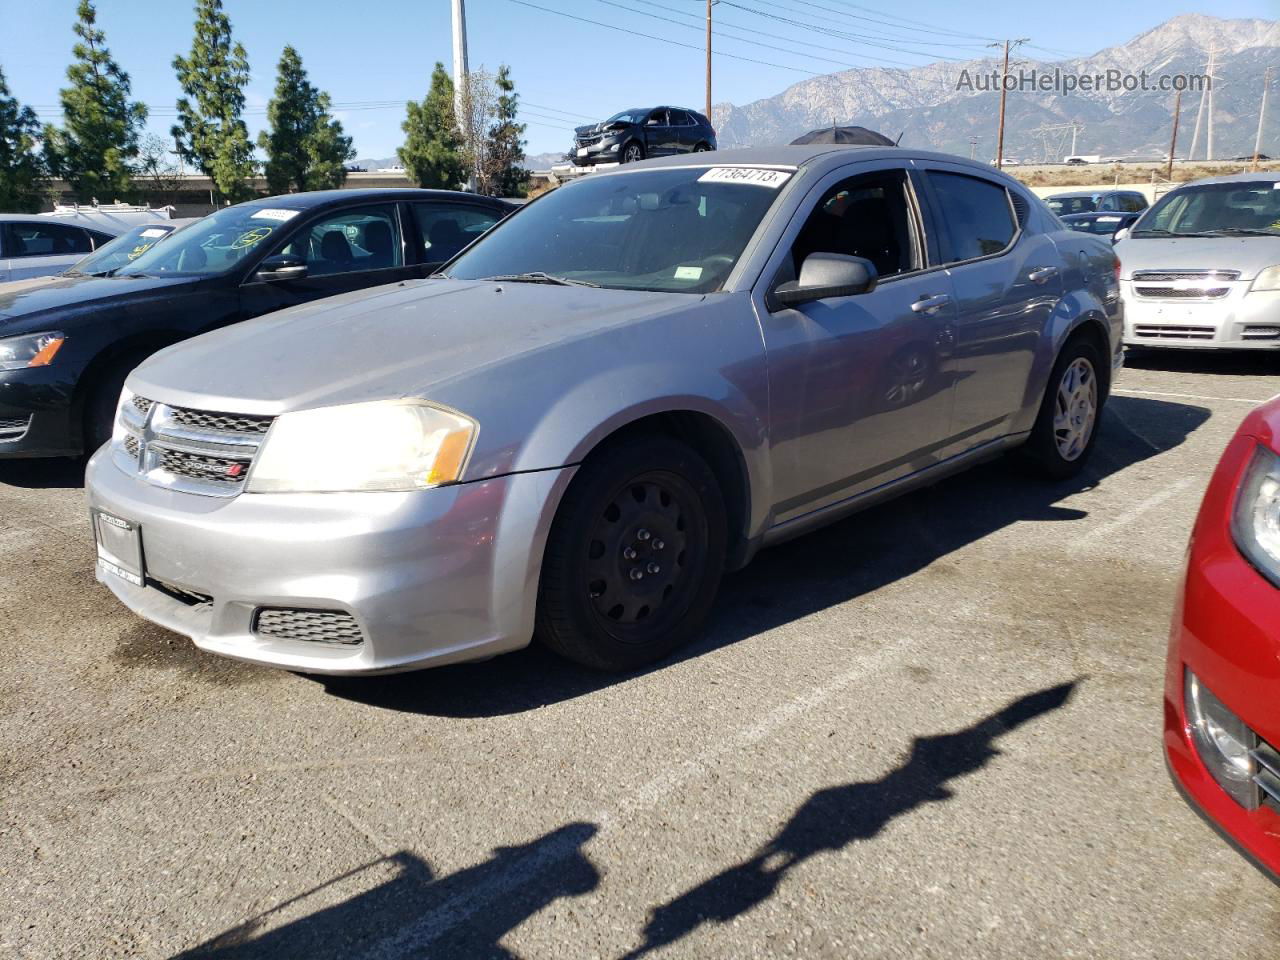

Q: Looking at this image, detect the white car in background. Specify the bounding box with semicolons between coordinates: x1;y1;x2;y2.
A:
0;205;174;282
1116;173;1280;350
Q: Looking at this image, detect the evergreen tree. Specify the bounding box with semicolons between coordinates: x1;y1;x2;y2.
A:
489;65;528;197
398;63;466;190
258;46;353;194
171;0;255;203
42;1;146;203
0;66;44;212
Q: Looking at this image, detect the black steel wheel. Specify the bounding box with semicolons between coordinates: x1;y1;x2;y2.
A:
537;434;726;671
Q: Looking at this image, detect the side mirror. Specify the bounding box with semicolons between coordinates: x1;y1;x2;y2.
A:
774;253;878;307
254;254;308;282
1112;227;1130;243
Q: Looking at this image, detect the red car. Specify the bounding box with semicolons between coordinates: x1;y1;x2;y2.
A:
1166;394;1280;879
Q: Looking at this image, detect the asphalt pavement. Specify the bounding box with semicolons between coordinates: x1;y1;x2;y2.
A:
3;350;1279;959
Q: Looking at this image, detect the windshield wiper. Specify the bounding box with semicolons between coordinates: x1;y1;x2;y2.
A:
1129;228;1215;238
479;272;600;288
1203;228;1280;237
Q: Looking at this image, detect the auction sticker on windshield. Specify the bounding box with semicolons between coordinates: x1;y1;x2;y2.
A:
698;167;792;189
250;208;299;222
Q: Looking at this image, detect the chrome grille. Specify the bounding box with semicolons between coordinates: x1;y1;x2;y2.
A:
1132;324;1216;341
1251;742;1280;813
254;608;364;645
1131;270;1240;282
575;134;602;147
0;415;31;440
113;396;274;497
1132;269;1238;301
1134;285;1230;299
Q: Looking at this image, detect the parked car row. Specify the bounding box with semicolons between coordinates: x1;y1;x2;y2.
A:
0;204;175;282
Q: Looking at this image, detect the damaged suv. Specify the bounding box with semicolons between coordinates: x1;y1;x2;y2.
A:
571;106;716;166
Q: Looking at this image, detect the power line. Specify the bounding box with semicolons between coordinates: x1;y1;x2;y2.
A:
764;0;997;48
777;0;999;42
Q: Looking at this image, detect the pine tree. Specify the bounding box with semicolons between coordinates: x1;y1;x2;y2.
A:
258;46;353;194
42;1;147;203
171;0;255;203
0;66;45;212
398;63;466;190
489;65;528;197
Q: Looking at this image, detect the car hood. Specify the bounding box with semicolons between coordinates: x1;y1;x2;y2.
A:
0;273;194;323
1115;235;1280;280
130;278;698;415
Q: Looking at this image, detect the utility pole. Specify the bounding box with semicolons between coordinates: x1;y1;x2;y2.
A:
991;38;1027;170
1254;66;1272;171
451;0;476;191
1070;121;1079;156
1189;47;1211;162
1167;88;1182;181
705;0;712;120
968;135;980;159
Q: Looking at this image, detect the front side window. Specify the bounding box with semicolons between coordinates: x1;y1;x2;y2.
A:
3;221;94;258
118;204;306;277
66;223;175;275
413;204;501;264
276;205;403;276
448;166;790;293
1134;181;1280;237
647;109;668;126
928;172;1016;262
1047;196;1097;216
788;170;918;280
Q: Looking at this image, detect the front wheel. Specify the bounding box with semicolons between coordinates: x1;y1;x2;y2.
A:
1021;336;1103;479
621;141;645;164
536;435;727;672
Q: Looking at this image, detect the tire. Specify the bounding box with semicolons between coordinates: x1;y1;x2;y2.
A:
621;141;645;164
1021;335;1104;479
84;354;150;455
536;434;727;672
693;142;711;153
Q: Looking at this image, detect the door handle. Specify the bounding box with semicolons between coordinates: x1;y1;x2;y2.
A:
911;294;951;314
1028;266;1059;284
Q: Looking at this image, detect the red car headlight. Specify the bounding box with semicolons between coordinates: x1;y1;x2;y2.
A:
1231;444;1280;588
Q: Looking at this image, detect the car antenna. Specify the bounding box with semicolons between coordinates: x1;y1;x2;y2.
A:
895;131;904;145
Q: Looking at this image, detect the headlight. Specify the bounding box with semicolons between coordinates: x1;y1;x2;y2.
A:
111;386;135;444
1185;670;1258;808
1251;265;1280;292
246;400;477;494
1231;444;1280;587
0;331;66;371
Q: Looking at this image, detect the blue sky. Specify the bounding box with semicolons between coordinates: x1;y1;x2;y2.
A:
1;0;1275;161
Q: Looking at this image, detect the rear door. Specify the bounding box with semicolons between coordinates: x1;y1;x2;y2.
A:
239;202;419;319
409;201;505;271
1;221;96;280
916;164;1063;450
666;109;696;152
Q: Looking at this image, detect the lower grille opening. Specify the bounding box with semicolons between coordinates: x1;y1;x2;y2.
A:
0;415;32;440
1133;324;1216;341
149;578;213;607
254;608;364;645
1242;326;1280;341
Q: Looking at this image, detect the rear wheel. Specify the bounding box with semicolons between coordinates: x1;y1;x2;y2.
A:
693;142;711;153
536;434;726;671
1021;336;1103;479
621;141;645;164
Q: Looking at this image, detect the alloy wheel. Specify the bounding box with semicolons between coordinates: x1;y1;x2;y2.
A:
1053;357;1097;461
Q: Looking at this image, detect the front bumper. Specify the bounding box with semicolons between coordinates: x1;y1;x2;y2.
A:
0;366;80;458
85;448;575;674
1123;284;1280;350
1164;432;1280;880
570;139;624;165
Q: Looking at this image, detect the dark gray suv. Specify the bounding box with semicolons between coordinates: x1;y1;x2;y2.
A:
571;106;716;166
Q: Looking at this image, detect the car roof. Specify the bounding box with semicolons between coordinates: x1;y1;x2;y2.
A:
1047;190;1107;198
235;188;510;211
1171;171;1280;188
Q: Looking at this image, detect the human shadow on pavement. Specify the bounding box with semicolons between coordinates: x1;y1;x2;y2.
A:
321;394;1204;719
320;395;1205;718
620;680;1078;958
173;822;599;960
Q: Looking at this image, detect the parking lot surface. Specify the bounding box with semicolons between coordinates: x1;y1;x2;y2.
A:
3;352;1279;959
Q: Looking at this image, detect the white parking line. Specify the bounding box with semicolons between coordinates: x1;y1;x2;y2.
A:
1070;477;1195;552
1113;387;1273;405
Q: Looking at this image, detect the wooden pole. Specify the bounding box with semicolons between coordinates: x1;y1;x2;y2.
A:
1254;66;1272;172
996;39;1009;170
1167;88;1181;181
705;0;712;120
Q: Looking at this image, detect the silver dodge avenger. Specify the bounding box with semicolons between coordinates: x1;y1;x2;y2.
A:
87;147;1122;674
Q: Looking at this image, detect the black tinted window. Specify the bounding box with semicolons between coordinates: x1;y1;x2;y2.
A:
3;221;94;258
413;203;501;263
668;109;692;126
929;172;1016;262
789;170;917;279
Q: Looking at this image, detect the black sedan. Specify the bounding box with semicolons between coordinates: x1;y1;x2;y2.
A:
0;188;511;459
571;106;716;166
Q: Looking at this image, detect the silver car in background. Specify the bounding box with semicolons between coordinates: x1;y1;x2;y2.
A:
86;146;1122;675
1116;173;1280;350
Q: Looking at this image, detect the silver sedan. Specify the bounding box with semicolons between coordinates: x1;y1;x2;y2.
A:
86;146;1122;674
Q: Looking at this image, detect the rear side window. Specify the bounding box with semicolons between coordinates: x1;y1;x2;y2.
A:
86;229;114;248
2;222;94;258
668;109;692;126
928;172;1016;263
413;203;502;264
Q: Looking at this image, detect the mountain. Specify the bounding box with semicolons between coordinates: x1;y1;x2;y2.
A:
711;14;1280;161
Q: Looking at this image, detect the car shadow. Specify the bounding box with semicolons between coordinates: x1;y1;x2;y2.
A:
1124;347;1280;376
0;455;85;490
319;394;1208;718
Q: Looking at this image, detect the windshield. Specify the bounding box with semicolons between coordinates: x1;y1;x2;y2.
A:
447;167;791;293
66;223;177;276
1132;181;1280;237
1047;196;1097;215
116;204;300;277
605;110;644;125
